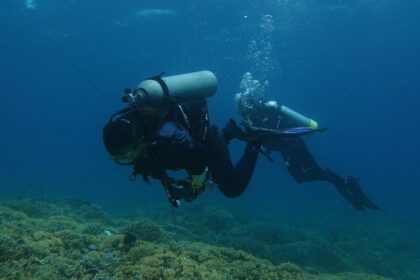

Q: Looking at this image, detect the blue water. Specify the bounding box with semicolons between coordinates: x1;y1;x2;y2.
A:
1;0;420;263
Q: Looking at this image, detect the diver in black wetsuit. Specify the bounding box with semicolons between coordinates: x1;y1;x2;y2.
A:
103;97;263;207
234;92;382;211
102;71;322;207
103;71;307;207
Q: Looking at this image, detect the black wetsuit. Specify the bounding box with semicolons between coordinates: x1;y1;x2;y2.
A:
241;102;381;211
132;99;260;203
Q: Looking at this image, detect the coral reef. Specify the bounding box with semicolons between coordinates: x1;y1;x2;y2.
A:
0;198;410;279
0;234;18;262
123;218;166;245
145;201;420;279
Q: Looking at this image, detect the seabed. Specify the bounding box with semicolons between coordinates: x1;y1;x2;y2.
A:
0;198;417;279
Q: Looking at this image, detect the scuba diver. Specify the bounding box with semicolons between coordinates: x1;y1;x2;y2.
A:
234;75;382;211
102;71;321;207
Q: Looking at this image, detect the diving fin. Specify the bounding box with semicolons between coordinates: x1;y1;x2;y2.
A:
335;176;383;211
345;177;383;211
247;126;327;139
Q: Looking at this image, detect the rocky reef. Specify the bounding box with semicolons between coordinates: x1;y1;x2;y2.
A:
0;198;409;279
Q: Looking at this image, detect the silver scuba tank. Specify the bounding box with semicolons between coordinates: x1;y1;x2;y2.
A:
128;71;218;106
263;100;318;129
280;105;318;129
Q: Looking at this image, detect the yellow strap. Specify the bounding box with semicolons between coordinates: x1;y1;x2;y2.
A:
191;167;208;190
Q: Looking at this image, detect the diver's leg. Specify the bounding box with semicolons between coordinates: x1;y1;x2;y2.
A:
222;118;248;144
207;125;260;198
275;137;327;183
322;168;367;211
275;137;345;186
276;137;382;210
326;171;383;211
277;138;350;190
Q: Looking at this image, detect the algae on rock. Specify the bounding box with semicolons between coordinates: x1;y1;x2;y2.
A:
0;198;395;280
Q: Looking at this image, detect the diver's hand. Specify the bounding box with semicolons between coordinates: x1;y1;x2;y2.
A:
167;194;181;208
166;179;200;202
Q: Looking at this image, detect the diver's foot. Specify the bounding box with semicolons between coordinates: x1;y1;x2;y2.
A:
222;118;248;143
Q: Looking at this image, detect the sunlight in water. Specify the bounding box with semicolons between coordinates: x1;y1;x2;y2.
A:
25;0;37;9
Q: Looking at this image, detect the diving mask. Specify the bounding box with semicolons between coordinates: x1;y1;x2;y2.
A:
110;137;146;163
103;110;147;163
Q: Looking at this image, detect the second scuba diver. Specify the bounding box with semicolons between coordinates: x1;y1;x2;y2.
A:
234;73;382;211
102;71;321;207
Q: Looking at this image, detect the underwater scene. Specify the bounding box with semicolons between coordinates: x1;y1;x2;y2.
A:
1;0;420;279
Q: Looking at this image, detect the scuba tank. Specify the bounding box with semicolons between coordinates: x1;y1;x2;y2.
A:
263;100;318;129
280;105;318;129
123;70;218;107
